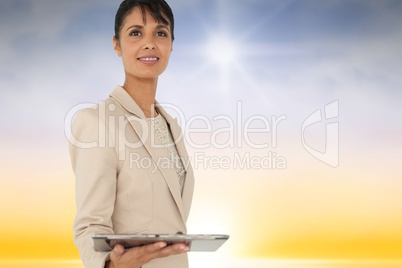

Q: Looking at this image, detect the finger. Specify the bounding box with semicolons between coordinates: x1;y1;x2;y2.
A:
121;242;165;265
134;242;188;264
160;243;190;255
147;243;189;260
137;242;167;254
110;243;125;260
114;244;126;254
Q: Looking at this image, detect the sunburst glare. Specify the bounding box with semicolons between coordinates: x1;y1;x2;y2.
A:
205;35;238;67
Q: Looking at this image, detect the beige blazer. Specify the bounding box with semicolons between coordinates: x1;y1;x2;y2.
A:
69;86;194;268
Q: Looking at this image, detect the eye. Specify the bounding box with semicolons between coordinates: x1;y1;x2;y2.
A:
156;31;168;37
130;30;141;37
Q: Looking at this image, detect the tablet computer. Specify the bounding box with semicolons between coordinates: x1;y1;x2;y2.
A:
92;234;229;252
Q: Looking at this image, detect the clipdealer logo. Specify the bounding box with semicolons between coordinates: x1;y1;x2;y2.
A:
301;100;339;167
65;100;340;169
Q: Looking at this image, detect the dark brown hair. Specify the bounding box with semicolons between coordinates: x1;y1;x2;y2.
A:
114;0;175;41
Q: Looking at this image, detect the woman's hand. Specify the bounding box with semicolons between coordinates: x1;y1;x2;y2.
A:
105;242;189;268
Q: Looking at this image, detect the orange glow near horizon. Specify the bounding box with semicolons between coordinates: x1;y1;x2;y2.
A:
1;141;402;263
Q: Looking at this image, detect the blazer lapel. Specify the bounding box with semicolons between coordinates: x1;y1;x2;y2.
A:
110;86;187;223
156;102;194;222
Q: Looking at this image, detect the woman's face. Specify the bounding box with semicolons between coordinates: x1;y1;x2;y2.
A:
113;7;173;81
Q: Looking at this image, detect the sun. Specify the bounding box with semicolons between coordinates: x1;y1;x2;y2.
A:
204;35;239;67
199;33;262;93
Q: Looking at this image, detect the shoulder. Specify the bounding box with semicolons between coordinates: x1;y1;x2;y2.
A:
71;97;126;124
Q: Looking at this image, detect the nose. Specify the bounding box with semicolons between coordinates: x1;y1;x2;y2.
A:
143;44;156;50
142;39;156;50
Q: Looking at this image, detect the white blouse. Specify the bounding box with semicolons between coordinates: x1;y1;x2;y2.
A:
147;113;185;193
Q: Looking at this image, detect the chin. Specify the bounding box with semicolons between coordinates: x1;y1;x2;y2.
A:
141;71;165;80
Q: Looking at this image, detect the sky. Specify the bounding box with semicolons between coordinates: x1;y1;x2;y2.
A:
1;0;402;266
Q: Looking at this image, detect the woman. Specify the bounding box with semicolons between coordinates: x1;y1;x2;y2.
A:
69;0;194;267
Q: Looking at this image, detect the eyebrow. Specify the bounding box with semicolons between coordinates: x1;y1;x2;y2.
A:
126;24;170;32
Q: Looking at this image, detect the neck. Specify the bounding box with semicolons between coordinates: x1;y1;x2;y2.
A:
123;76;158;118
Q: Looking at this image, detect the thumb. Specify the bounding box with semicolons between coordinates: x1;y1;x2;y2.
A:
113;244;125;256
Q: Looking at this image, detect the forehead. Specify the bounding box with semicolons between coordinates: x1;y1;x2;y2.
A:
123;7;168;28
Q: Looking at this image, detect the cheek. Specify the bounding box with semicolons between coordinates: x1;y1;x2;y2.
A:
122;48;140;65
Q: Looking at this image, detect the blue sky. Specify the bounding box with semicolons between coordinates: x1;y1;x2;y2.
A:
1;1;401;107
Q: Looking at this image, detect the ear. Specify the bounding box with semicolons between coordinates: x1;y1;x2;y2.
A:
113;36;122;57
